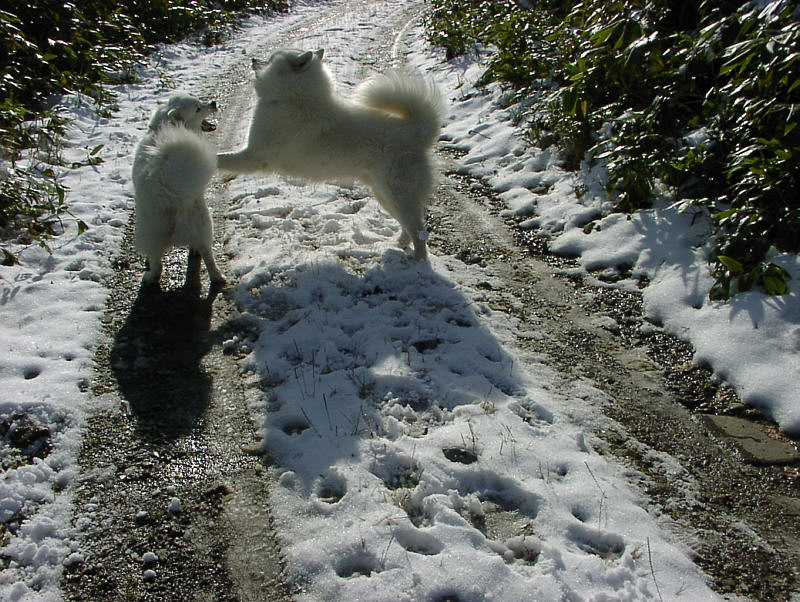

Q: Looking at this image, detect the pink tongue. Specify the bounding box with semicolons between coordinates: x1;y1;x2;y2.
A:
201;120;216;132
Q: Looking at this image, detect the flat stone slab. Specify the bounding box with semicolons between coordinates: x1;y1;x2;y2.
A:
701;414;800;466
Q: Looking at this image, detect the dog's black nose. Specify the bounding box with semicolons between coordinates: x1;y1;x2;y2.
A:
210;100;217;110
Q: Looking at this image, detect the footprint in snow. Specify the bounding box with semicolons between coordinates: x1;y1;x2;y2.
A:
510;399;554;426
567;522;626;560
392;527;444;556
369;450;422;491
313;470;347;505
447;473;542;563
278;416;310;436
335;550;380;579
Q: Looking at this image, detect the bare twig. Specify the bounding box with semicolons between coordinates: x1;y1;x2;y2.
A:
379;534;395;570
322;392;333;432
647;537;664;602
584;461;607;529
299;406;321;438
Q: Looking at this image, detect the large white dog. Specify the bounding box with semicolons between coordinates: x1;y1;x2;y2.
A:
217;49;443;260
132;94;225;289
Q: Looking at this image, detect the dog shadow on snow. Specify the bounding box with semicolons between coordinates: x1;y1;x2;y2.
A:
240;251;540;495
110;259;223;441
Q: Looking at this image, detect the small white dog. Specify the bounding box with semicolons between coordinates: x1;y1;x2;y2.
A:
132;93;225;288
217;49;443;260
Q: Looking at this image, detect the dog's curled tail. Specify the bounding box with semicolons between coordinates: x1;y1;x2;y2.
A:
146;125;217;200
356;70;444;147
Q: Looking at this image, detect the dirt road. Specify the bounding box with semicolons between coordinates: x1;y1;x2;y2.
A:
428;156;800;600
63;1;799;599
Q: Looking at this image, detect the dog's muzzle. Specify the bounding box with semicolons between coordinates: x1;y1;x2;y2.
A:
202;101;218;131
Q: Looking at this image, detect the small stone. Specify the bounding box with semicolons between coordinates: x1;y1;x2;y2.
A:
442;446;478;464
701;414;800;466
241;442;263;455
63;552;84;568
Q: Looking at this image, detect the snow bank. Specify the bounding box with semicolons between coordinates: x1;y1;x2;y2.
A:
429;41;800;435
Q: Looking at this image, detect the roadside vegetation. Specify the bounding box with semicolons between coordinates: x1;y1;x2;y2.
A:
426;0;799;299
0;0;287;264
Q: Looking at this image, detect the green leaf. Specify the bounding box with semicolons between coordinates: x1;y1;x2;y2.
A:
763;274;789;295
713;209;738;220
591;23;618;46
710;279;731;301
718;255;744;274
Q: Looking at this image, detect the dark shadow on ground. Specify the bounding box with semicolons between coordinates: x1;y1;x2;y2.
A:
110;275;223;441
237;252;530;491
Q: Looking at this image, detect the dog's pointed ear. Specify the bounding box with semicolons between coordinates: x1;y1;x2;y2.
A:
289;50;314;72
315;48;324;61
166;107;183;124
252;57;266;72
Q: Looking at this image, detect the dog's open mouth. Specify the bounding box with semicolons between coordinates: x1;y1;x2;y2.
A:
201;119;217;132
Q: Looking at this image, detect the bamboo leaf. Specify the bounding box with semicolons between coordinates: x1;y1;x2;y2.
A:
718;256;744;274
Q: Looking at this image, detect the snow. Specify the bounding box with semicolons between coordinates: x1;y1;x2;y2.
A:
430;58;800;436
0;0;796;599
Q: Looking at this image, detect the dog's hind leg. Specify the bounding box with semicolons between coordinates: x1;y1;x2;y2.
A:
397;229;412;249
199;245;225;288
412;230;429;261
184;249;202;290
369;160;432;261
188;203;225;288
373;183;428;260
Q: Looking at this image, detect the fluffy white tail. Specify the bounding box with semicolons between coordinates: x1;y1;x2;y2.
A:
356;70;444;147
143;126;217;200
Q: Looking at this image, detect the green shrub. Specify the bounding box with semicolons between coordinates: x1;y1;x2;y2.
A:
426;0;799;299
1;0;288;262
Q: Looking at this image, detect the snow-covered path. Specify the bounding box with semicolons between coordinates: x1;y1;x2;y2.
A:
1;0;797;600
213;1;718;599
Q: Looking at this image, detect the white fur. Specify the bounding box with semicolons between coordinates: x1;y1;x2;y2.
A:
217;49;444;260
132;94;224;288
